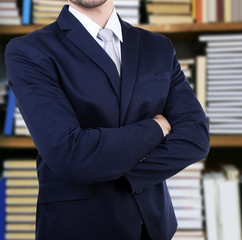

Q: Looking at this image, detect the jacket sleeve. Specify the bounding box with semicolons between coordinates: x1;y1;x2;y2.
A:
119;37;210;193
5;37;164;185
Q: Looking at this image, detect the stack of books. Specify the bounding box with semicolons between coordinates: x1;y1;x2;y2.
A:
0;0;21;25
32;0;140;25
199;34;242;134
114;0;140;25
203;165;242;240
196;0;242;23
179;58;195;90
146;0;194;24
3;159;38;240
14;107;30;136
167;160;206;240
3;89;31;136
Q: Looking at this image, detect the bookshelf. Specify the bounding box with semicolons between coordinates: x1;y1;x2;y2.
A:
1;135;242;148
2;22;242;35
1;21;242;240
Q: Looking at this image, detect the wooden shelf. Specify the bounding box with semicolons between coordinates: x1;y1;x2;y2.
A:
0;135;242;148
1;22;242;35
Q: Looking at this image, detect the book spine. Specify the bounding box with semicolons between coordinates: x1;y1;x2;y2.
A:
22;0;32;24
3;89;15;136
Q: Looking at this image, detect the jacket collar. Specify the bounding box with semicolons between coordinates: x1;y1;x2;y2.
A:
57;5;140;126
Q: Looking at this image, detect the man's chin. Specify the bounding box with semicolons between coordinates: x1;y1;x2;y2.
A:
69;0;108;9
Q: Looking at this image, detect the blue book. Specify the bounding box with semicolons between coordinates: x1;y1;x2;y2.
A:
0;178;5;240
3;88;15;135
22;0;32;25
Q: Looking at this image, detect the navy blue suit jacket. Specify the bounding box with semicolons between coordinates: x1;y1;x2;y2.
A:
5;5;210;240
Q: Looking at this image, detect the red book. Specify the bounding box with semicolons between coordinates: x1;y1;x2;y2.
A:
217;0;224;22
196;0;202;23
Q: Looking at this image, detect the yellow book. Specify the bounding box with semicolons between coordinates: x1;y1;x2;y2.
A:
6;188;38;196
6;214;36;222
6;197;37;205
4;160;36;169
147;3;191;14
149;15;193;24
6;206;37;214
33;17;57;25
6;179;39;187
3;170;37;178
6;223;35;231
5;232;35;240
224;0;232;22
192;0;196;20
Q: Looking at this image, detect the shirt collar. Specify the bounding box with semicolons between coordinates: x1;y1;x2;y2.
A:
68;5;123;43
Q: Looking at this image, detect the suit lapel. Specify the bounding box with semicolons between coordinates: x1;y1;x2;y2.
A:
56;5;121;103
119;18;140;126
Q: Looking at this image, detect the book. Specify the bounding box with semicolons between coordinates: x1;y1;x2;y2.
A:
0;179;5;240
22;0;32;24
3;89;15;135
196;56;206;111
146;3;191;14
208;0;216;22
224;0;232;22
149;15;193;24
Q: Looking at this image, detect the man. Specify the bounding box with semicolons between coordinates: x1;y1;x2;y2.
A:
5;0;210;239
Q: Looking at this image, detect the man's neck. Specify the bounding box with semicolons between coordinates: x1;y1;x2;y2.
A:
68;0;114;28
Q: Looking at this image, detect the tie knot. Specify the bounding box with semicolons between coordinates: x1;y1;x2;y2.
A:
98;28;114;42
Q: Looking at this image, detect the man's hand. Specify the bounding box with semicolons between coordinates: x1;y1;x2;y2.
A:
153;114;171;137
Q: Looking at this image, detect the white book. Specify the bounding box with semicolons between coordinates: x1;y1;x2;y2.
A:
206;46;242;53
175;209;202;218
15;118;27;127
207;63;242;69
202;0;208;23
184;161;205;170
113;0;140;8
116;8;139;17
207;41;242;47
0;16;21;25
179;59;195;65
208;118;242;123
121;16;139;25
208;0;216;22
169;189;201;198
206;112;242;117
199;34;242;42
206;107;242;113
207;75;242;80
172;198;203;209
172;237;205;240
207;53;242;58
217;180;242;240
208;102;242;107
177;219;203;229
0;2;17;8
207;85;242;91
207;58;242;64
196;56;206;112
207;80;242;86
173;171;202;178
166;179;201;188
207;91;242;96
207;69;242;75
203;173;223;240
0;9;19;17
209;129;242;134
209;124;242;129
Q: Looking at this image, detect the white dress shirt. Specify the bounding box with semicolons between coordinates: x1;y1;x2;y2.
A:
68;5;123;63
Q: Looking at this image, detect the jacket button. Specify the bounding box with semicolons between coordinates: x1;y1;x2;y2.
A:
135;189;142;194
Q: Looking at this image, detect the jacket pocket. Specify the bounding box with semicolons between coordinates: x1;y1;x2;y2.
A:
137;72;170;84
38;179;94;204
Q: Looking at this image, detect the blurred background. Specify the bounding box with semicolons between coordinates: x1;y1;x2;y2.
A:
0;0;242;240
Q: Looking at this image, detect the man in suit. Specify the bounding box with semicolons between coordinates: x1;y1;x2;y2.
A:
5;0;210;239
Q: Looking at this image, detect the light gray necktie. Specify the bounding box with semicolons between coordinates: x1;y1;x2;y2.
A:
98;28;120;76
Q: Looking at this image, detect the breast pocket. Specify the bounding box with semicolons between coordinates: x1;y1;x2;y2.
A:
137;72;170;84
